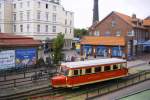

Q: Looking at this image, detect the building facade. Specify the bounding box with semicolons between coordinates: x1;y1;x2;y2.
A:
81;11;150;59
0;0;74;49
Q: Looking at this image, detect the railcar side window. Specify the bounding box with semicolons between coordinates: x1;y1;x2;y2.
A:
113;65;118;70
122;63;126;67
85;68;91;74
117;64;121;69
95;67;101;73
74;70;78;76
104;66;111;71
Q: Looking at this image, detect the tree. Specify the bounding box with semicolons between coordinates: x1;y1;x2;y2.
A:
52;33;65;65
74;28;88;38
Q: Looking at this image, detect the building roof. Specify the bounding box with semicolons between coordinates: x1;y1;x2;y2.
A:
80;36;126;46
61;58;126;68
91;11;146;29
0;33;41;47
143;20;150;26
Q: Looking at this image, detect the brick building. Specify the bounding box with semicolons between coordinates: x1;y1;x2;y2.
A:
80;11;150;59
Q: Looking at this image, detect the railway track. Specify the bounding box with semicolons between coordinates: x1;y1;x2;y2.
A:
0;71;149;100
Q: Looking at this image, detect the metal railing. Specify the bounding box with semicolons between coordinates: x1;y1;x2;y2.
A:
85;71;150;100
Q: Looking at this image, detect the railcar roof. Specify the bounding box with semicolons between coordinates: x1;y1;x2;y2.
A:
61;58;126;68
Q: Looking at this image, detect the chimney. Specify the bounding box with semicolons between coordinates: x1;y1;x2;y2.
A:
93;0;99;24
132;14;136;19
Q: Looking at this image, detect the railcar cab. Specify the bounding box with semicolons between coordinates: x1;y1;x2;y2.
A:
51;65;69;88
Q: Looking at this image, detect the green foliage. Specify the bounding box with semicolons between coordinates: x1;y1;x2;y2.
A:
74;28;88;38
52;33;65;65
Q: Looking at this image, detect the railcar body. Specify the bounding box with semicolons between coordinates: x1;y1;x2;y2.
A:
51;58;128;88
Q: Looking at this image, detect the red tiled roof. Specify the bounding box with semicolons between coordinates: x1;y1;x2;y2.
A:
143;20;150;26
0;33;41;47
80;36;125;46
92;11;145;29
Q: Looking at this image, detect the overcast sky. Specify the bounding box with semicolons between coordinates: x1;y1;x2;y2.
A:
61;0;150;29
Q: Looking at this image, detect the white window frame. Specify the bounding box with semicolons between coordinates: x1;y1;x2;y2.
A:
37;11;41;20
46;12;49;21
20;25;23;32
20;12;23;21
13;25;16;32
52;26;56;32
52;13;56;22
37;24;40;32
45;25;48;32
27;24;29;32
27;11;30;20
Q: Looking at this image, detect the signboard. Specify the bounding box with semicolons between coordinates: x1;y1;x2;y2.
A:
0;50;15;69
15;48;36;67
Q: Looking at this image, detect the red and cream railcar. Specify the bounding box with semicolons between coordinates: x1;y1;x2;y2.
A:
51;58;128;88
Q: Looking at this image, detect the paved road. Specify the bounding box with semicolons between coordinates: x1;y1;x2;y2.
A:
91;80;150;100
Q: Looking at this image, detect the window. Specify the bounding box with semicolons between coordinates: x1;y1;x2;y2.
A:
13;13;16;21
0;12;1;19
0;25;1;32
65;19;67;25
20;12;23;21
116;31;121;36
85;68;91;74
27;24;29;32
104;66;111;71
60;67;68;76
38;2;40;8
27;1;30;7
70;29;72;33
37;25;40;32
111;20;116;27
20;2;23;8
73;70;78;76
53;5;56;11
20;25;23;32
113;65;118;70
13;25;16;32
37;11;40;20
46;4;48;9
70;20;72;26
95;31;100;36
95;67;101;73
46;12;48;21
13;4;16;8
27;11;30;20
105;31;110;36
52;26;56;32
65;28;67;33
128;30;135;36
52;13;56;22
45;25;48;32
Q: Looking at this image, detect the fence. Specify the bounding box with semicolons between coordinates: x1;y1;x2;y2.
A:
85;71;150;100
0;69;56;89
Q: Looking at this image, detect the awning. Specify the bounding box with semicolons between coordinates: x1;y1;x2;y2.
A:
138;40;150;47
80;36;125;46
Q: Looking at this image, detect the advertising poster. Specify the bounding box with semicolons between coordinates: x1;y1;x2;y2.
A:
0;50;15;69
15;48;37;67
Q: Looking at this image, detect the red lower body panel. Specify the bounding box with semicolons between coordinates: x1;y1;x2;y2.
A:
67;68;128;87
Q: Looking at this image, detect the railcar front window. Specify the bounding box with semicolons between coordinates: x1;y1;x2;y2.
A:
60;67;68;76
